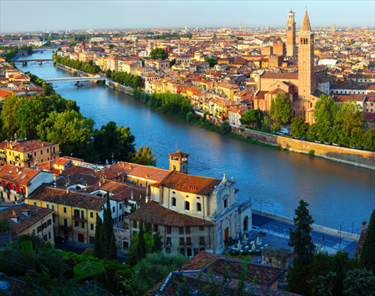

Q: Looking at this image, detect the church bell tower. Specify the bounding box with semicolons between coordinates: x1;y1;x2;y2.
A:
286;9;296;57
169;150;189;174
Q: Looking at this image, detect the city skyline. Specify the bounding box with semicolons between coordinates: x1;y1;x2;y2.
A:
1;1;374;33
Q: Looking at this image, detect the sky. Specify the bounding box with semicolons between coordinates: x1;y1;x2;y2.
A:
0;0;374;33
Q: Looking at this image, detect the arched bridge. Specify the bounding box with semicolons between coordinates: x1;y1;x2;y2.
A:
44;76;103;83
14;59;53;63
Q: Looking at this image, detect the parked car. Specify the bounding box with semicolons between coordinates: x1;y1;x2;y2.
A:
54;236;66;244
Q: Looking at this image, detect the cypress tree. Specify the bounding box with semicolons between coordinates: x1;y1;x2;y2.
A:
152;231;163;253
137;220;147;262
93;214;104;258
109;231;118;261
145;221;151;234
360;209;375;274
287;199;316;295
103;190;114;243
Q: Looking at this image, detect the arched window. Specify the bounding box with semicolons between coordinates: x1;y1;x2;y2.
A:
185;201;190;211
197;203;202;212
288;27;291;31
172;197;176;207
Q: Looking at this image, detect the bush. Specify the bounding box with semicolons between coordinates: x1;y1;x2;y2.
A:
186;112;194;122
220;121;231;134
20;241;33;253
73;260;106;281
81;249;94;257
277;144;283;150
308;149;315;156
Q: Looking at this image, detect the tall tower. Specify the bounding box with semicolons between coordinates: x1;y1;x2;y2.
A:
169;150;189;174
239;19;242;31
298;9;316;99
286;9;296;57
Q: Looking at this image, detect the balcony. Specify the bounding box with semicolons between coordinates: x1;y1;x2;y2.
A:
53;151;62;155
72;216;86;222
58;225;72;231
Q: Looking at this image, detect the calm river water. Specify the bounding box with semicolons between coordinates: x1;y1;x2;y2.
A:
15;51;375;232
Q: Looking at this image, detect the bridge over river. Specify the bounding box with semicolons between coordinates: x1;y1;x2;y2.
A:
44;76;107;86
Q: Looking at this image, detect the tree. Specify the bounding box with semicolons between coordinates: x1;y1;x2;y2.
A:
240;109;263;128
220;121;231;134
108;44;115;49
131;146;157;166
150;48;168;60
152;231;163;253
109;231;118;261
287;200;316;295
205;57;218;67
269;93;292;126
343;268;375;296
363;128;375;150
261;116;271;131
0;215;13;232
93;214;104;258
360;209;375;274
137;220;147;262
291;117;309;139
36;110;95;159
1;94;26;139
186;112;194;122
16;98;48;140
105;69;112;78
92;121;135;164
313;94;339;125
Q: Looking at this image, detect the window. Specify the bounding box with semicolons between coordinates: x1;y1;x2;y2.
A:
47;219;52;226
90;223;95;231
180;237;185;245
199;226;204;231
40;150;43;155
167;226;172;234
172;197;176;207
154;224;158;232
90;211;94;219
41;159;43;163
166;237;172;246
43;234;47;241
187;248;192;256
42;222;47;230
179;227;184;235
33;201;37;206
186;237;191;246
133;221;137;228
48;231;51;239
224;199;228;208
51;205;55;210
63;207;67;214
119;203;122;210
186;226;191;234
81;210;84;219
47;148;49;153
81;222;85;228
200;237;205;245
180;248;185;256
37;226;42;233
34;152;36;157
197;203;202;212
112;206;115;213
64;218;68;227
75;221;79;227
185;201;190;211
46;204;49;209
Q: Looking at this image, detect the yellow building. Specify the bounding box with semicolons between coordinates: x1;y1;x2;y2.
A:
0;204;55;243
26;186;105;244
0;139;61;168
215;82;241;101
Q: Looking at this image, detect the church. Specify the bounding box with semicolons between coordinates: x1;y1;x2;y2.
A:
253;9;331;123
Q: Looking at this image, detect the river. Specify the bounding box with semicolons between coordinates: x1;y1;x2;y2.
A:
14;51;375;233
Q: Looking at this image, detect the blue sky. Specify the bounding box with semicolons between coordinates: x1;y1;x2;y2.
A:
1;0;374;33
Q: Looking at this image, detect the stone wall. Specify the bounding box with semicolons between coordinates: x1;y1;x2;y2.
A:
232;127;375;170
262;246;295;269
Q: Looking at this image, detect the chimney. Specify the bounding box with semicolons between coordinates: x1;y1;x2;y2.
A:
146;196;148;203
131;191;133;200
362;221;367;231
16;168;19;173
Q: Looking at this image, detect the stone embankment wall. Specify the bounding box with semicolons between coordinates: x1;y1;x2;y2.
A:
107;81;134;95
252;209;360;241
232;127;375;170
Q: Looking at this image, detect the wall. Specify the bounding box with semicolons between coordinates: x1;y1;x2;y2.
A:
113;227;130;249
252;209;360;240
232;127;375;170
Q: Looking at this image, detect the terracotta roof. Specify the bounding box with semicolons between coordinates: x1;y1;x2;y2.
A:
0;88;12;98
301;9;312;32
262;72;298;80
364;112;375;121
127;202;213;227
91;166;127;180
0;139;56;153
0;165;46;186
169;150;190;158
28;186;106;211
0;204;54;235
114;162;170;183
59;165;95;177
153;171;222;195
53;158;71;166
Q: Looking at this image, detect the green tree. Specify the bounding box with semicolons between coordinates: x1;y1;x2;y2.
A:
271;122;281;132
108;44;115;49
137;220;147;262
186;112;194;122
261;116;271;131
152;231;163;253
360;209;375;274
313;95;339;125
1;94;26;139
131;146;157;166
220;121;231;134
291;117;309;139
93;214;104;259
105;69;112;78
36;110;95;159
343;268;375;296
363;128;375;150
269;92;292;126
16;98;48;140
287;199;316;295
205;57;218;67
0;215;13;232
240;109;263;127
150;48;168;60
109;231;118;261
349;127;365;149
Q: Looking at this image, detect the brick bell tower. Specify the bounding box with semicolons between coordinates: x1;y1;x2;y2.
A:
286;9;296;57
298;9;316;99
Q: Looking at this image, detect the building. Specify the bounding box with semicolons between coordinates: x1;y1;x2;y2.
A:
127;151;252;255
79;52;95;63
0;204;54;243
273;41;286;57
286;9;296;57
0;164;54;203
0;139;61;167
